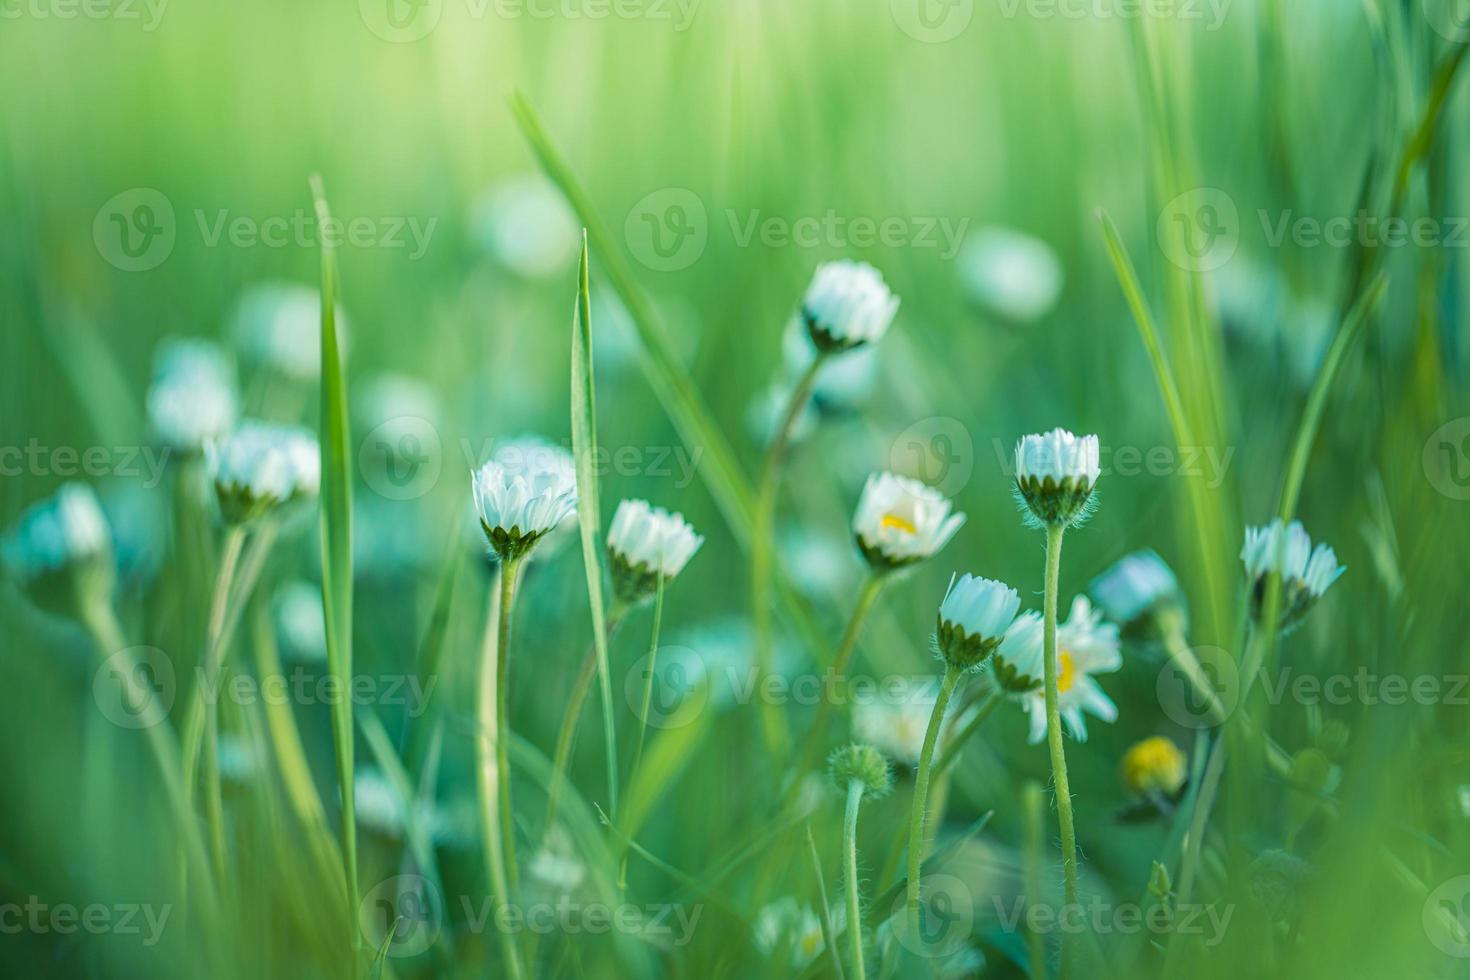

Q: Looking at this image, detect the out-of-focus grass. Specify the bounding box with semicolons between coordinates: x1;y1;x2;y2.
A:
2;2;1470;978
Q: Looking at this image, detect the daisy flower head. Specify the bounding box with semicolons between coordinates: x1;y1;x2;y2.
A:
1014;428;1100;528
472;441;578;563
230;281;349;384
1089;549;1187;639
208;421;320;525
754;898;845;971
853;682;939;768
2;482;114;610
801;260;900;354
1017;596;1121;743
606;499;703;605
935;573;1021;672
828;742;894;800
1241;519;1344;630
853;472;965;573
990;610;1045;695
145;338;238;454
1121;736;1187;797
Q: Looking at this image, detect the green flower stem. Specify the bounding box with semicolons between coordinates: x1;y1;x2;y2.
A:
789;574;886;785
752;352;828;760
843;779;868;980
805;824;847;980
627;572;665;804
478;558;526;980
906;662;962;930
181;525;247;799
932;688;1005;779
1041;523;1081;950
545;601;628;833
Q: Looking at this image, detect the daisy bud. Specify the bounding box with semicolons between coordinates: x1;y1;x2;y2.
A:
2;482;114;612
606;499;704;605
1089;549;1187;640
990;611;1045;695
208;421;320;525
471;447;578;563
827;743;893;800
1014;428;1100;528
1121;736;1187;797
852;472;965;573
935;573;1020;672
801;260;900;354
145;338;238;455
1241;519;1344;630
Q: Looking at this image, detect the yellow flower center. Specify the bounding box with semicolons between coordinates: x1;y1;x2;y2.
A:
880;512;916;535
1058;650;1076;694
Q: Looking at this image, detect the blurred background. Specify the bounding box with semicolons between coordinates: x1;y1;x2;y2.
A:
2;0;1469;977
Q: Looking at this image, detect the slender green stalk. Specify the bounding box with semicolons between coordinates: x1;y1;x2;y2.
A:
842;779;868;980
906;663;962;929
181;525;247;798
1041;524;1081;958
933;688;1004;779
544;605;626;833
752;352;827;759
805;824;846;980
628;572;665;796
477;561;525;980
1023;781;1047;980
497;558;522;893
789;574;886;781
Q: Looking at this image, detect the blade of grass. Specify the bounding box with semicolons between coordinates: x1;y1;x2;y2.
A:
805;824;846;980
570;232;619;817
309;173;359;960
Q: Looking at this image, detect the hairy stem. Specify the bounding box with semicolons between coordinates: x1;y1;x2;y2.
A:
906;663;962;930
478;559;525;980
843;779;867;980
1042;523;1080;965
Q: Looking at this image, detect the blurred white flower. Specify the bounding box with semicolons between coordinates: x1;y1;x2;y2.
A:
1014;428;1100;527
852;471;965;572
230;281;348;383
990;610;1044;694
2;483;113;600
353;768;425;837
472;439;578;562
781;316;879;412
146;338;238;453
780;525;858;599
801;260;900;352
273;579;326;663
1017;596;1121;743
753;897;845;970
936;573;1021;671
607;498;703;604
1089;549;1186;635
217;734;260;784
470;175;579;278
529;829;587;895
854;681;940;767
208;421;319;524
958;226;1063;323
1242;519;1344;629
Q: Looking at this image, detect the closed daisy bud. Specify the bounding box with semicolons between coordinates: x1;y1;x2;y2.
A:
1089;549;1187;640
1241;519;1345;630
471;447;578;563
801;260;900;353
935;573;1020;671
990;611;1045;694
208;421;320;525
2;482;114;611
1017;596;1121;743
230;281;349;384
145;338;238;454
828;743;893;800
852;472;965;573
1014;428;1100;528
1121;736;1187;796
606;499;703;605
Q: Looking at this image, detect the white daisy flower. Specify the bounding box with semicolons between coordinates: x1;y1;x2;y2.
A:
3;483;113;604
936;573;1021;671
958;226;1063;324
146;338;238;454
1014;428;1100;527
273;579;327;663
353;768;413;837
606;499;703;604
754;898;845;970
852;472;965;572
230;281;348;383
528;833;587;894
1016;596;1122;743
801;260;900;353
854;682;940;767
472;439;578;562
470;175;579;279
1089;549;1186;636
1241;519;1344;629
208;421;319;525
